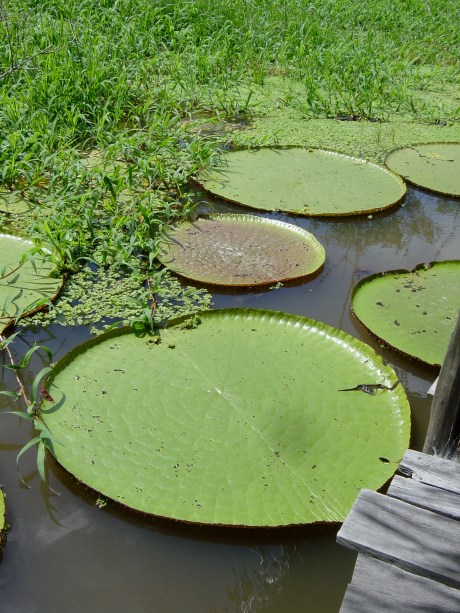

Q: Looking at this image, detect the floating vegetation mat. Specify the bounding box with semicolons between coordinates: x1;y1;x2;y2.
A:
197;147;406;216
0;234;63;333
385;143;460;197
158;215;325;286
0;189;32;214
41;309;410;527
352;261;460;367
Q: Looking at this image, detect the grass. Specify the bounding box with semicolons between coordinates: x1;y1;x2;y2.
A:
0;0;458;289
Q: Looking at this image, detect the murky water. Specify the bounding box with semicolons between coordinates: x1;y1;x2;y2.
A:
0;186;459;612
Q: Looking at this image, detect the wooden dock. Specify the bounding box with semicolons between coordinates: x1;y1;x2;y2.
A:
337;449;460;612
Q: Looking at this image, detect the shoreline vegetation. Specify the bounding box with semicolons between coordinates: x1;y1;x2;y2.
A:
0;0;459;324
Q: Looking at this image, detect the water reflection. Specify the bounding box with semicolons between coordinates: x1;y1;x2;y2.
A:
0;185;458;612
225;546;290;612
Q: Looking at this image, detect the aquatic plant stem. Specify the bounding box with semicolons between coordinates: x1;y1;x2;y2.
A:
0;333;30;408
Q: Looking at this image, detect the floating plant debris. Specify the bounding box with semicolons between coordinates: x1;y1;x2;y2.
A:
352;261;460;366
0;234;63;333
158;214;325;286
385;143;460;197
41;309;410;527
197;147;406;216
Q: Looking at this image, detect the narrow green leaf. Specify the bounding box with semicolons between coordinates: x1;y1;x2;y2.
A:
0;330;21;349
30;366;52;408
0;390;21;400
35;421;54;442
16;435;40;466
37;440;46;482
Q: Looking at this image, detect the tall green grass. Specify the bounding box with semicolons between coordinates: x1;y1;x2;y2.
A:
0;0;458;271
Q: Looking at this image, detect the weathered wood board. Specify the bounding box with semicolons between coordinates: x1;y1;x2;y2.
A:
427;377;438;397
399;449;460;495
388;474;460;520
423;310;460;457
340;555;460;612
336;488;460;588
341;582;459;612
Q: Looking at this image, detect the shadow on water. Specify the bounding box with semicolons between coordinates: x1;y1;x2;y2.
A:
0;185;459;612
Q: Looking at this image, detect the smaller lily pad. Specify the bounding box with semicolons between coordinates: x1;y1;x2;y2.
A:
80;149;128;175
158;215;325;286
385;143;460;197
0;234;63;333
0;189;32;214
352;261;460;366
197;147;406;216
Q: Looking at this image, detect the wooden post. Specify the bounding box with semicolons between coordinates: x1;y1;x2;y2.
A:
423;311;460;459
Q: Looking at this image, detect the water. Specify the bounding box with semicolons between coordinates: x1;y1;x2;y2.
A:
0;186;459;612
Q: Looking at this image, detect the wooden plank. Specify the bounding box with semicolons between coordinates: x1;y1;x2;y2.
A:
336;489;460;588
388;475;460;520
389;473;460;519
340;582;460;612
427;377;438;397
399;449;460;495
423;310;460;458
346;554;460;611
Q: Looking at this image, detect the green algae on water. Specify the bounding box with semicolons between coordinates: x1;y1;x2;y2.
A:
20;266;212;331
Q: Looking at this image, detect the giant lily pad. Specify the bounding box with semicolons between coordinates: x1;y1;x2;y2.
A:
0;189;32;214
385;143;460;197
41;309;410;527
197;147;406;216
158;215;325;286
0;234;63;333
0;490;5;545
352;261;460;366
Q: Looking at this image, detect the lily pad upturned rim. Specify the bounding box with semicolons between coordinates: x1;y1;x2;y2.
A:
158;214;326;287
41;308;410;528
384;142;460;198
0;233;64;334
351;260;460;367
195;145;407;217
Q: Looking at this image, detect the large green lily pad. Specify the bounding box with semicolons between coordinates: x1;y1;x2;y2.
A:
0;234;63;333
0;489;5;545
352;261;460;366
41;309;410;527
158;215;325;286
0;189;32;214
197;147;406;216
385;143;460;197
